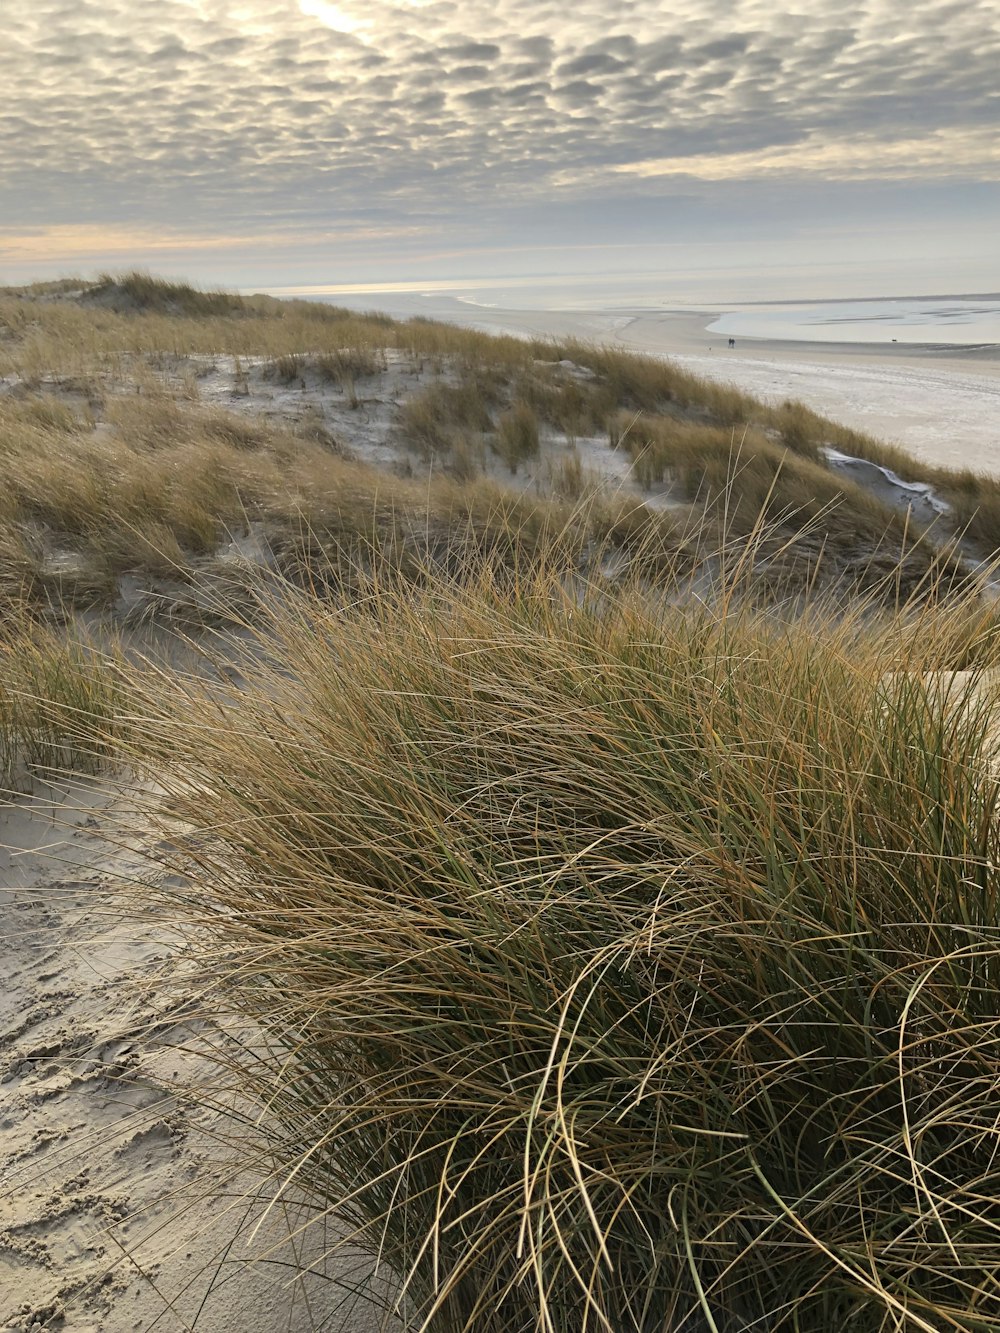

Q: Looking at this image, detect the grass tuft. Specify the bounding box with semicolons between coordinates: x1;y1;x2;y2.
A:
493;400;541;473
0;608;121;786
124;562;1000;1332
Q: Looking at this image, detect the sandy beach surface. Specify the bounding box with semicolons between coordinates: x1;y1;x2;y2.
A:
317;292;1000;477
0;781;384;1333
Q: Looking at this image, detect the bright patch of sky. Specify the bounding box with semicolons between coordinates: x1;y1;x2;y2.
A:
2;0;998;298
298;0;371;36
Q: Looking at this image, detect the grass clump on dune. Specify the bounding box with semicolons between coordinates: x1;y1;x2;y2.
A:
126;560;1000;1333
0;608;120;787
86;270;250;319
0;372;710;621
493;399;541;472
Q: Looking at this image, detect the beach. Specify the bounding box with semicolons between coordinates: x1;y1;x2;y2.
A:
298;290;1000;477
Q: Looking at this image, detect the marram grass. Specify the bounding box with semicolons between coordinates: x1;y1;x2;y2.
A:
124;560;1000;1333
0;270;994;616
0;607;121;787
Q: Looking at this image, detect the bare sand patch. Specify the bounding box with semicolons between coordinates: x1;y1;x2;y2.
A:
1;780;386;1332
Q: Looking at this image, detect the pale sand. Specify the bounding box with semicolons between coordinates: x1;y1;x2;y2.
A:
1;781;385;1332
335;293;1000;477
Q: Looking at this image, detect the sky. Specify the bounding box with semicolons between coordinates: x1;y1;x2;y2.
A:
3;0;999;301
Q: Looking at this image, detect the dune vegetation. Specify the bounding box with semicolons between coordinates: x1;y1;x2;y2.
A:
1;272;998;607
121;565;1000;1333
5;275;1000;1330
0;605;119;788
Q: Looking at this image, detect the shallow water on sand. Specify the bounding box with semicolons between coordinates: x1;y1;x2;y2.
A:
271;280;1000;345
708;298;1000;346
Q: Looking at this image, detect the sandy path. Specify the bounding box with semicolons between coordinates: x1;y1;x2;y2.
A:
1;782;384;1333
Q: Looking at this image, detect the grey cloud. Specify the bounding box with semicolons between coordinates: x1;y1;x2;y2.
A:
554;80;606;102
506;62;550;80
693;36;752;60
447;65;491;80
557;53;628;76
693;69;736;91
512;36;554;59
301;77;347;92
505;81;551;100
601;36;639;56
445;42;501;60
460;89;499;108
207;37;250;55
639;38;688;72
150;40;191;61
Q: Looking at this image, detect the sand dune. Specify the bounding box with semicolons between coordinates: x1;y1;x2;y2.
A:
318;290;1000;477
4;278;1000;1329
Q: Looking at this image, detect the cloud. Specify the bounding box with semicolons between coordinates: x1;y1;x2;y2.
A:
607;128;1000;184
2;0;998;280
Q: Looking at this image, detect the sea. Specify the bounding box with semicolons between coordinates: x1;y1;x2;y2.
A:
270;275;1000;347
706;298;1000;347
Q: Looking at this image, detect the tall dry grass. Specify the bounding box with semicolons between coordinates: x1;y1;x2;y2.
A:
0;374;715;620
0;607;120;786
11;273;1000;1329
6;272;1000;561
122;557;1000;1332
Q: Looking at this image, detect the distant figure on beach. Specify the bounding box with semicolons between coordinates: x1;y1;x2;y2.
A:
728;337;736;348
